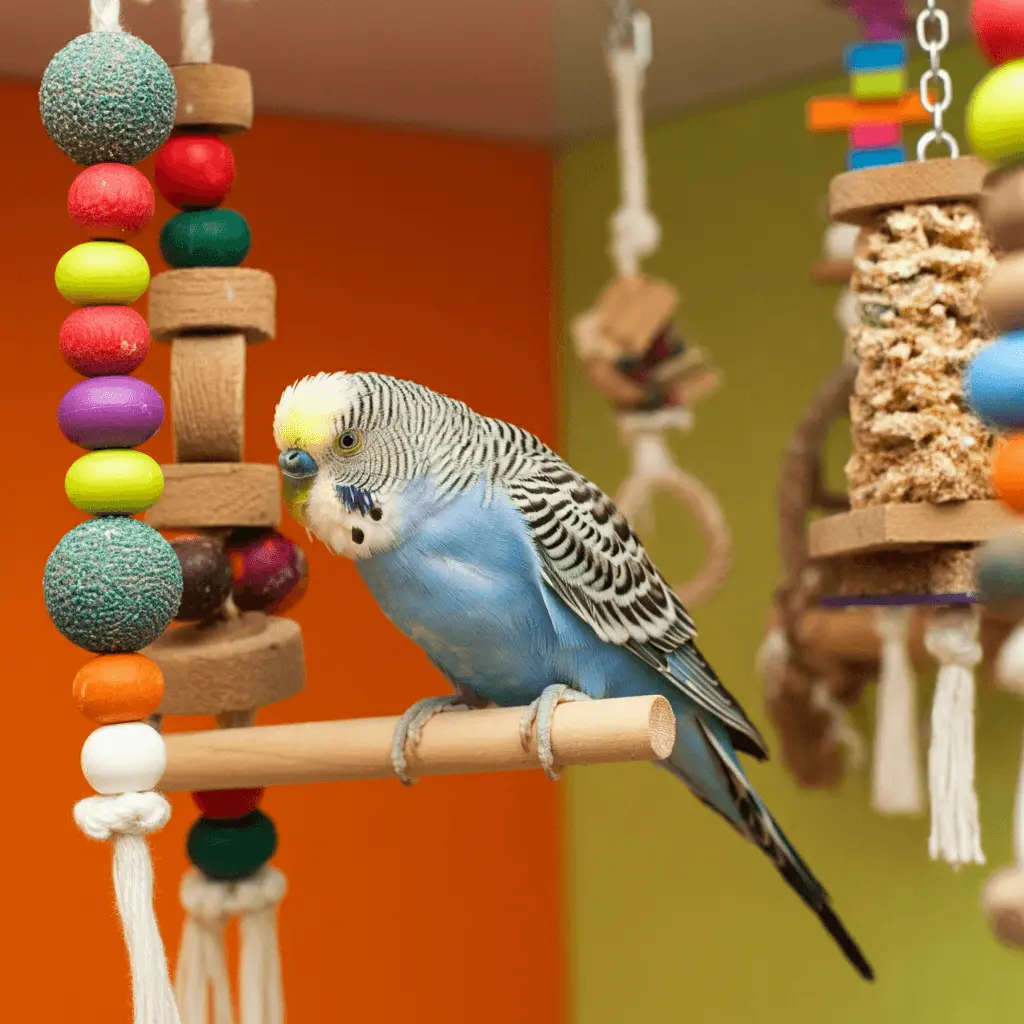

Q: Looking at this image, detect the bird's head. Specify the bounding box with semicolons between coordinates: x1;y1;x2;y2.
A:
273;371;417;558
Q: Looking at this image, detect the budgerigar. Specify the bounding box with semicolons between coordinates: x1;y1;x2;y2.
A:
274;371;874;981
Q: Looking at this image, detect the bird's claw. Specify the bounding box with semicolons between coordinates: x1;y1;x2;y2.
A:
519;684;591;781
391;695;469;785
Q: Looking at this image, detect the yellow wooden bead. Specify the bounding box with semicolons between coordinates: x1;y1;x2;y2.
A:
55;241;150;305
65;450;165;515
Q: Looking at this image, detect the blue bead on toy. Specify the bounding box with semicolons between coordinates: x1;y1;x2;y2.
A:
843;41;906;74
847;145;906;170
964;331;1024;429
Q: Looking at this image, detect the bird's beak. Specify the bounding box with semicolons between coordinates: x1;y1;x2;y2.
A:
278;449;317;525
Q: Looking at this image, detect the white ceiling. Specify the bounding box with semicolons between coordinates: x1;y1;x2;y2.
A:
0;1;968;144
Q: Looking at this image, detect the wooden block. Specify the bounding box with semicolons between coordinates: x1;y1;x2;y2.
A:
149;268;275;343
145;611;304;715
844;41;906;73
850;122;901;148
847;145;906;171
982;164;1024;251
173;64;253;133
171;335;246;462
808;500;1020;559
828;547;977;600
812;258;854;284
145;463;281;530
594;276;678;358
981;253;1024;332
851;68;906;101
828;156;988;225
807;93;929;133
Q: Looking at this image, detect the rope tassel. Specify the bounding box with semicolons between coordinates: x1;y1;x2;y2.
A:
924;605;984;868
871;607;924;816
176;868;287;1024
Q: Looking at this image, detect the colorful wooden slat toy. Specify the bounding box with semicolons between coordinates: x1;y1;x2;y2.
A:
843;40;906;72
851;67;907;101
850;121;901;148
807;92;930;132
847;144;906;170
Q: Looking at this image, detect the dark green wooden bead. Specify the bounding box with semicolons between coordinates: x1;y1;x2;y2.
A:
187;810;277;881
160;209;251;269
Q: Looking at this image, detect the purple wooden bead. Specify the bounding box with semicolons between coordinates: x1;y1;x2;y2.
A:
57;376;165;449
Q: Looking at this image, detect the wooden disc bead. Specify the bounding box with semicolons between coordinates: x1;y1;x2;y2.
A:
187;810;277;881
828;156;988;224
594;276;679;358
171;334;246;461
56;241;150;306
148;267;275;343
981;253;1024;333
155;135;236;210
982;164;1024;251
73;653;165;724
60;306;151;377
173;64;253;134
192;787;263;819
68;164;155;238
983;867;1024;949
143;610;305;715
145;462;281;530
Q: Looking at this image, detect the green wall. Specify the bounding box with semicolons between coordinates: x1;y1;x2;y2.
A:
558;45;1024;1023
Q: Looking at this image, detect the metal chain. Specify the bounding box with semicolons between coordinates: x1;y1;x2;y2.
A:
916;0;958;159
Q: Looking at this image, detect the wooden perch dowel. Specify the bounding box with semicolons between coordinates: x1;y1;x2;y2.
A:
160;695;676;791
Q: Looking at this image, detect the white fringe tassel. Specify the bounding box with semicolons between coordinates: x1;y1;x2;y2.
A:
871;607;924;815
924;606;985;868
176;868;287;1024
75;792;181;1024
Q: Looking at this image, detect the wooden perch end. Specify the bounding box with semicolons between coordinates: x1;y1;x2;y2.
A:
160;694;676;791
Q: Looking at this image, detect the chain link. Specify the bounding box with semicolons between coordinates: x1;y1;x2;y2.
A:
916;0;958;159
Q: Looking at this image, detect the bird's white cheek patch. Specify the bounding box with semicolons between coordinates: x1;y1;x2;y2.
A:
303;481;399;559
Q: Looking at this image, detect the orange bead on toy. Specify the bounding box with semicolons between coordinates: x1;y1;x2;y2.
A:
72;653;165;724
992;435;1024;512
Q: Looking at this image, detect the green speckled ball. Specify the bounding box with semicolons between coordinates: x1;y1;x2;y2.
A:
40;32;177;166
44;517;183;653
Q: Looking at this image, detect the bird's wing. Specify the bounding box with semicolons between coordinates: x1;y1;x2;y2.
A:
503;455;766;758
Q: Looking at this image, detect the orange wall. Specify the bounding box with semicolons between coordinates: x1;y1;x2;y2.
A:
0;78;560;1020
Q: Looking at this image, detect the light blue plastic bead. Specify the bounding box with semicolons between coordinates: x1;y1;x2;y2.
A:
964;331;1024;429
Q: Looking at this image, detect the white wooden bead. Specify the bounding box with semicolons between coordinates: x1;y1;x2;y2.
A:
81;722;167;795
824;221;860;261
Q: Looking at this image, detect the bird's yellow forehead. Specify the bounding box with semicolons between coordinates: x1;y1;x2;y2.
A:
277;407;333;449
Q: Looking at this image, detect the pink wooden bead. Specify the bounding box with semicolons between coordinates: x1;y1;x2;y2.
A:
850;122;902;148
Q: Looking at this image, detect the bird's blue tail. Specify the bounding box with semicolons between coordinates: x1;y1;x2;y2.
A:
666;713;874;982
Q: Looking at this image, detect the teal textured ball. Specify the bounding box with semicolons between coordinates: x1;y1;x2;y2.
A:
187;811;278;881
160;209;251;268
44;517;183;653
40;32;177;166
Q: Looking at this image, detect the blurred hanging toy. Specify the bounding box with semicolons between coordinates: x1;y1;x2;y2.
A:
571;1;729;607
963;0;1024;950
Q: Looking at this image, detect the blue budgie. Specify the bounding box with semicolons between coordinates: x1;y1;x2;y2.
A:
274;370;873;981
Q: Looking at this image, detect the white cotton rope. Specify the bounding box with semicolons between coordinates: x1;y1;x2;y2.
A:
607;30;660;278
176;868;287;1024
924;606;985;868
75;792;181;1024
870;607;924;815
90;0;122;31
180;0;213;64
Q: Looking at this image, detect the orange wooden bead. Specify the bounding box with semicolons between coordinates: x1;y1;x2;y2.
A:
73;653;165;724
992;435;1024;513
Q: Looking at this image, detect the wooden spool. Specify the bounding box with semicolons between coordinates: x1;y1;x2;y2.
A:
980;253;1024;333
144;612;305;716
814;157;996;603
594;276;678;357
173;64;254;134
171;334;246;462
145;463;281;530
149;268;276;343
982;164;1024;252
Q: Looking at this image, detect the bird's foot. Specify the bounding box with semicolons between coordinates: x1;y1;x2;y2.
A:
391;694;472;786
519;684;592;781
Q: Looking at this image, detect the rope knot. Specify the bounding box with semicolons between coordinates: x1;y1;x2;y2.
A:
182;868;288;924
73;791;171;841
925;624;982;668
610;208;660;272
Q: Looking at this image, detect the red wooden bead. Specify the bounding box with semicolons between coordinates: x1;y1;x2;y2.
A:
191;788;264;819
155;135;236;210
68;164;156;237
971;0;1024;64
60;306;151;377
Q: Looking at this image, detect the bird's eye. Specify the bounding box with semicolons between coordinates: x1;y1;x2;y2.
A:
337;430;362;454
